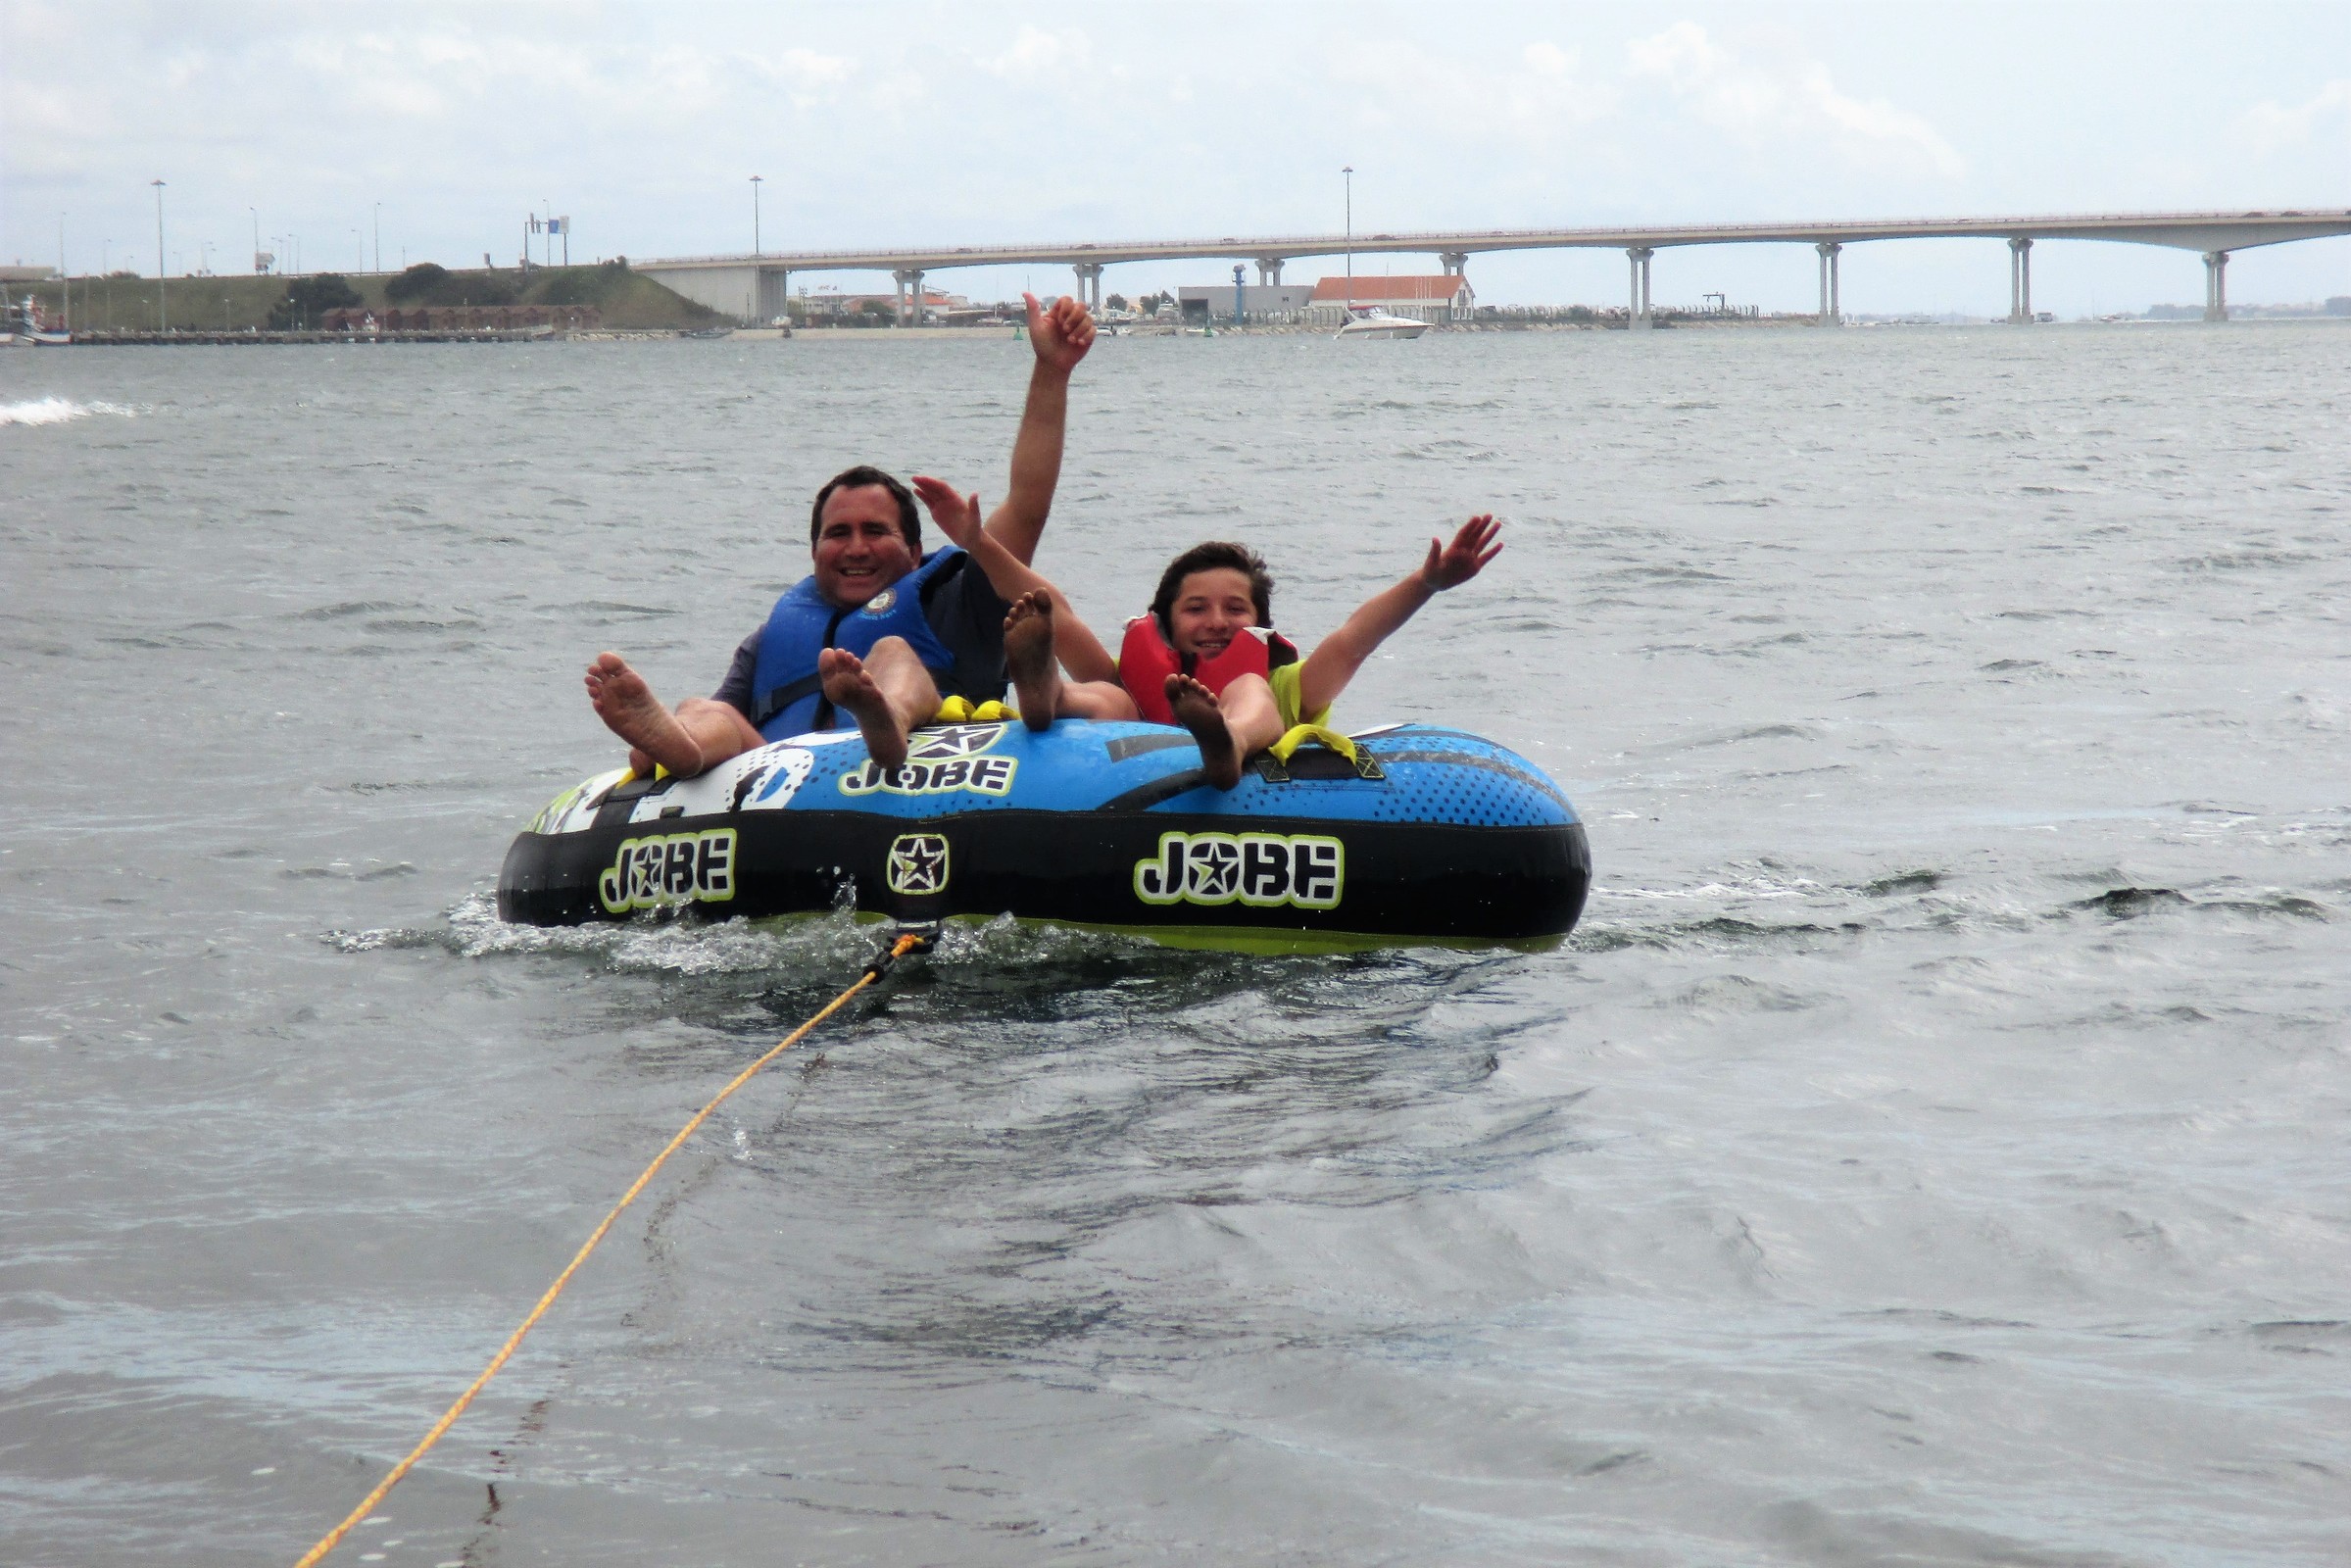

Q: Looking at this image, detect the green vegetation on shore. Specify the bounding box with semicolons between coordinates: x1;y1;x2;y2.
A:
21;259;718;333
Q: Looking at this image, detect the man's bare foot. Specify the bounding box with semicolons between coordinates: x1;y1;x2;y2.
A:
820;648;908;769
1166;673;1243;790
584;652;705;777
1004;591;1061;731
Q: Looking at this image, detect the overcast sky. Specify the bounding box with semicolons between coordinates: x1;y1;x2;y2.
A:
6;1;2348;316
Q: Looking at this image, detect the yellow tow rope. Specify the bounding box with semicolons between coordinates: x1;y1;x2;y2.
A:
291;931;930;1568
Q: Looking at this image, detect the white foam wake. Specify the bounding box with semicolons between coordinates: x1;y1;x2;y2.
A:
0;396;137;427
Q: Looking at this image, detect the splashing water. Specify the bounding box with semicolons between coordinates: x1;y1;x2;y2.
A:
0;395;138;427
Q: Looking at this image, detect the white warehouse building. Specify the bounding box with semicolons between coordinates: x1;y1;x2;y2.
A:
1175;283;1319;324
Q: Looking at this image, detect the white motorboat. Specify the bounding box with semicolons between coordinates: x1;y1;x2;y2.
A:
3;295;71;346
1336;307;1428;340
1332;171;1430;340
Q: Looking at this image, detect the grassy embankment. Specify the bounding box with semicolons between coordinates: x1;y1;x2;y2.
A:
20;263;716;332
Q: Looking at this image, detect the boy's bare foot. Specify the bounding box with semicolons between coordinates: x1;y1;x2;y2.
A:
1004;591;1061;731
585;652;704;777
1166;673;1243;790
820;647;909;769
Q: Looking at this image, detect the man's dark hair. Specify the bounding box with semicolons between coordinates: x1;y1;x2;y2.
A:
808;465;921;553
1150;541;1274;634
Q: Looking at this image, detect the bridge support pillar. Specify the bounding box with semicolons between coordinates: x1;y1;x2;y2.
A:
2007;237;2033;323
1815;241;1841;325
756;267;790;323
1254;257;1285;286
1072;262;1104;312
1440;251;1468;276
2203;250;2229;321
1627;246;1653;329
893;268;925;327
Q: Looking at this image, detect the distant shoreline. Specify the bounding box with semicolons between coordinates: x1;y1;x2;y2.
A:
26;316;2349;348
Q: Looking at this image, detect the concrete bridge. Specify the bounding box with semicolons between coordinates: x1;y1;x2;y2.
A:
635;209;2351;327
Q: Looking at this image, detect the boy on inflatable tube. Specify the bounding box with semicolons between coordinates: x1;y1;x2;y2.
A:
907;479;1504;790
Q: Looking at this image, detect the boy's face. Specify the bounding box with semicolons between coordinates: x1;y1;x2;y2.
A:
811;484;918;607
1167;567;1257;660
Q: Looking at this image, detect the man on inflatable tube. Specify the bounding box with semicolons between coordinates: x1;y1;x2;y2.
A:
583;292;1095;773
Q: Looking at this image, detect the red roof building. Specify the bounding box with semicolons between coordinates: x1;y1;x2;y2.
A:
1308;274;1474;324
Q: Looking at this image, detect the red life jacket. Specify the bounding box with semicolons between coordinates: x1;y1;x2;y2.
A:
1117;615;1298;724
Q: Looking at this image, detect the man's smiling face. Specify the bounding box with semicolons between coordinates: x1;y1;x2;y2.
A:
811;484;919;608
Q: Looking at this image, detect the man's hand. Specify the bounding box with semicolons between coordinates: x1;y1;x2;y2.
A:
911;475;985;550
989;296;1089;566
1023;291;1095;376
1420;514;1503;591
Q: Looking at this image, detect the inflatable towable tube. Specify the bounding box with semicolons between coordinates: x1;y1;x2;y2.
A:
498;719;1590;954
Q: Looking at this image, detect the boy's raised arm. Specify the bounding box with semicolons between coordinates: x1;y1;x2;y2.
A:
1298;514;1502;717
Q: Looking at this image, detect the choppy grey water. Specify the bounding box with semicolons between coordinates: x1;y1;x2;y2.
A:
4;322;2348;1567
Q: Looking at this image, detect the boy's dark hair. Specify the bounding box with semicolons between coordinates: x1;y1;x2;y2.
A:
808;465;921;553
1151;541;1274;634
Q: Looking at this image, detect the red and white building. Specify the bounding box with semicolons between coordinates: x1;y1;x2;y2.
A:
1307;274;1475;326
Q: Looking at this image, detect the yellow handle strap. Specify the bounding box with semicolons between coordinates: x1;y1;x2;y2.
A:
1266;724;1357;765
930;696;1013;724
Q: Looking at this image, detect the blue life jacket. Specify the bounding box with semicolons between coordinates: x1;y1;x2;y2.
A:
749;547;967;740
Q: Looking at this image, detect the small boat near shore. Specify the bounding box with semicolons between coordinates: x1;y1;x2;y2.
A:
1336;307;1429;341
3;296;71;346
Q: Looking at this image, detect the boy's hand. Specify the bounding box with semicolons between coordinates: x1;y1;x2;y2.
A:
1420;514;1503;591
911;475;985;550
1024;291;1096;375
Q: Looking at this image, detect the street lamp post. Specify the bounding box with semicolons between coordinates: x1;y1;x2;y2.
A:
372;203;380;273
252;208;261;273
751;174;763;257
1342;166;1353;312
151;178;168;331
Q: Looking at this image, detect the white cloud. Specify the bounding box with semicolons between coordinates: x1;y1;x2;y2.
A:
982;26;1091;82
1627;22;1965;179
415;32;490;72
2240;79;2351;152
1328;36;1616;147
747;46;855;97
347;74;449;120
1524;41;1575;77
